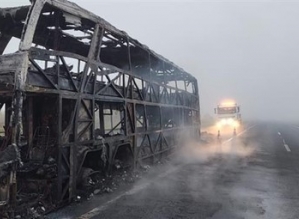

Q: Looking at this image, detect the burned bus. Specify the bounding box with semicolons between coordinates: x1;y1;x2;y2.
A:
0;0;200;216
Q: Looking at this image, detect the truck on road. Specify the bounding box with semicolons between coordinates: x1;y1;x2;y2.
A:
214;101;241;137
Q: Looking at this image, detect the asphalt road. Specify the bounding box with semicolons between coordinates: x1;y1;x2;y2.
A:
49;122;299;219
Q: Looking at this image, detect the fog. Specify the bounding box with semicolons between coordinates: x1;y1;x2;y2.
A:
3;0;299;122
96;131;259;218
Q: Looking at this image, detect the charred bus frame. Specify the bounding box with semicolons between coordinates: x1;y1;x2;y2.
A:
0;0;200;215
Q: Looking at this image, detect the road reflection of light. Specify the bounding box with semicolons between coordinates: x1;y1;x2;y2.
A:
202;124;243;138
180;125;255;164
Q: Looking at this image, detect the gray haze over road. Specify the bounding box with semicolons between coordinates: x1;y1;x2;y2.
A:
2;1;299;218
49;122;299;219
2;0;299;120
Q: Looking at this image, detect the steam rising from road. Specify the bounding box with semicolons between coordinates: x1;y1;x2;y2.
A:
176;137;255;165
125;129;258;218
73;127;263;219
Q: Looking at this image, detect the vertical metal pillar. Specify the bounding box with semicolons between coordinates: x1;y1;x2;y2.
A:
57;94;62;200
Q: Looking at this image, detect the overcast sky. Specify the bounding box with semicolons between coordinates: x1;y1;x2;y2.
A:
3;0;299;122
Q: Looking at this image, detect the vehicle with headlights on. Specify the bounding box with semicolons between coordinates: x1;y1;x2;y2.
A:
214;101;241;137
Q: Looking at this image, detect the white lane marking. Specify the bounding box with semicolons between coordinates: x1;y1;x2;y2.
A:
282;139;291;152
224;137;233;143
222;125;256;144
284;144;291;152
237;125;256;136
278;133;291;153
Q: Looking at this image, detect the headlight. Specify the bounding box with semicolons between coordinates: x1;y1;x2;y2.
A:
233;121;240;127
227;118;233;125
220;119;227;125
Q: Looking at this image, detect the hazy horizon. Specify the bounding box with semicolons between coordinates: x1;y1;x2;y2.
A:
3;0;299;122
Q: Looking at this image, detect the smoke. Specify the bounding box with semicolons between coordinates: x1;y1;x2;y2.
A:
122;128;258;218
58;127;260;218
181;136;254;161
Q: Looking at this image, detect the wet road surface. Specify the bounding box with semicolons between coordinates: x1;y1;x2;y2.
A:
49;122;299;219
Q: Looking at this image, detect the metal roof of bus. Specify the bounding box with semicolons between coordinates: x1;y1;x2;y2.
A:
0;0;196;80
48;0;195;80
